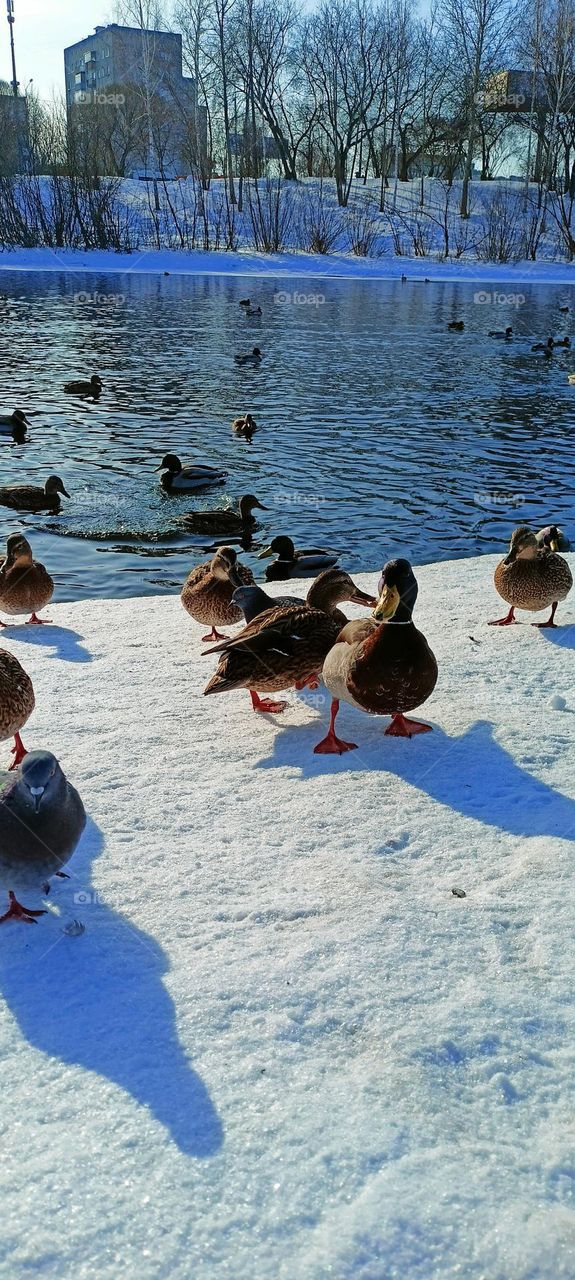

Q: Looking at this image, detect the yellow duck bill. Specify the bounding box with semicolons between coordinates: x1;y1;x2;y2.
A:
257;545;275;559
373;584;401;621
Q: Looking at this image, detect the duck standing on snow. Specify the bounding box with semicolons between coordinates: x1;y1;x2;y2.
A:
157;453;227;492
0;750;86;924
203;569;376;714
258;535;339;580
232;413;257;441
181;545;254;642
173;494;266;535
314;558;438;753
64;375;103;396
234;348;263;366
0;647;35;769
0;475;70;514
489;526;573;628
0;534;54;625
536;524;571;552
0;409;30;438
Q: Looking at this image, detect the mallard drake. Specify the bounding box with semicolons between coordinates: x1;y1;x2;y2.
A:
0;647;35;769
0;409;30;435
488;327;513;339
234;348;263;366
173;494;266;535
203;569;376;712
0;535;54;624
489;526;573;627
0;750;86;924
258;535;339;580
314;559;438;753
448;320;465;331
181;545;255;641
536;524;571;552
245;306;262;316
64;374;103;395
232;413;257;440
0;475;70;514
532;338;554;354
157;453;227;492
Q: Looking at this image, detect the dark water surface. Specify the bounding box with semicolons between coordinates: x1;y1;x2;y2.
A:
0;270;573;601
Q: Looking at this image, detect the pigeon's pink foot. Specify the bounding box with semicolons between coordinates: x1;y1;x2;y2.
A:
385;712;432;737
9;732;28;770
27;613;51;625
0;891;48;925
488;606;515;626
249;690;287;714
534;602;558;628
202;626;227;642
314;699;357;754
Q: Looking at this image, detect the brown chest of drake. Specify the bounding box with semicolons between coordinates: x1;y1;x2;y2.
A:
348;622;438;715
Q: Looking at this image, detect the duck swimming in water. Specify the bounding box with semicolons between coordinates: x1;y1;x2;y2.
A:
173;494;266;534
234;348;263;366
448;320;465;331
64;374;103;396
0;475;70;514
232;413;257;440
488;327;513;339
532;338;554;355
489;526;573;628
0;409;30;437
157;453;227;492
258;535;339;580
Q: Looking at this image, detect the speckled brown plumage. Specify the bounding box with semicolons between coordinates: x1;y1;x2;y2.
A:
203;604;345;696
493;527;572;616
181;546;254;628
0;537;54;620
0;649;34;744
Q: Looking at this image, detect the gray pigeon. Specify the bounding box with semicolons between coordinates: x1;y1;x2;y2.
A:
231;584;302;624
0;750;86;923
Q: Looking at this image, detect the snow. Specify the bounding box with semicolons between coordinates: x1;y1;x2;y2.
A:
1;553;574;1279
1;242;575;284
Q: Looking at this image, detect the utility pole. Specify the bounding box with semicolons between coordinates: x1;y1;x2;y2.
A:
6;0;19;97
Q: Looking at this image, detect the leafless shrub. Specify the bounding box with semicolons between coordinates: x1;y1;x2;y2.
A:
345;197;382;256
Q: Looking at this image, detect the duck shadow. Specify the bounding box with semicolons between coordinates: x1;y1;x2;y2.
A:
256;716;575;842
0;817;222;1157
0;624;92;664
537;623;575;650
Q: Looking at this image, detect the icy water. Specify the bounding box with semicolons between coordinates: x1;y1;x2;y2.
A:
0;269;574;601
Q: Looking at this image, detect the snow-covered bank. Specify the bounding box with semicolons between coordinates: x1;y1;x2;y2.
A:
1;244;575;283
1;553;575;1280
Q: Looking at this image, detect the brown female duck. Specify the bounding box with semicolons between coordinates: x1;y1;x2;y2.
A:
232;414;257;441
490;526;573;627
0;475;70;514
174;494;266;535
203;569;376;713
0;535;54;625
0;648;35;768
181;546;255;642
314;559;438;753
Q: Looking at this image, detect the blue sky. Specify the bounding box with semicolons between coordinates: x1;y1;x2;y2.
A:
2;0;113;97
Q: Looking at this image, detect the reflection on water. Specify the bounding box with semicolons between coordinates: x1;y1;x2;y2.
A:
0;271;573;601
